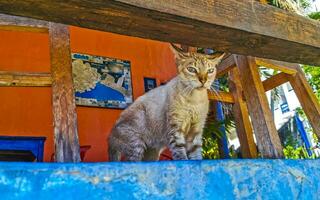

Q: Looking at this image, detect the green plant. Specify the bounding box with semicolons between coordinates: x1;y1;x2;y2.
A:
308;11;320;20
202;117;235;159
283;145;306;159
202;137;220;159
302;65;320;100
283;145;319;159
268;0;311;10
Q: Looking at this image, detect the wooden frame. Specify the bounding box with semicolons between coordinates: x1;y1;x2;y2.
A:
0;1;319;65
0;71;51;87
1;8;320;160
235;55;283;158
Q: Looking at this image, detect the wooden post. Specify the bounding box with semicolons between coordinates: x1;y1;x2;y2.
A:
288;67;320;138
234;55;283;158
49;22;80;162
229;67;258;158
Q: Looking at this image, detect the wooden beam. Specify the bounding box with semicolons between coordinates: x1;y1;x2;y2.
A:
0;14;48;33
0;1;319;65
235;55;283;158
259;0;268;4
262;72;290;92
288;67;320;138
208;91;234;104
229;67;258;158
217;54;236;77
256;58;298;75
0;71;51;87
49;23;80;163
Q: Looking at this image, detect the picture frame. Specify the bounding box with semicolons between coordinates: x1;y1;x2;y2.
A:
143;77;157;92
71;53;133;109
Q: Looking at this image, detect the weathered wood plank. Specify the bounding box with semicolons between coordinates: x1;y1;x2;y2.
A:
288;67;320;138
235;55;283;158
262;72;290;92
229;67;258;158
217;54;236;77
0;1;319;65
256;58;298;75
0;71;51;87
49;23;80;163
0;13;48;33
208;91;234;104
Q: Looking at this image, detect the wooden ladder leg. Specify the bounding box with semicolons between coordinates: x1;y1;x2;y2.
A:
49;22;80;162
229;67;258;158
288;67;320;138
234;55;283;158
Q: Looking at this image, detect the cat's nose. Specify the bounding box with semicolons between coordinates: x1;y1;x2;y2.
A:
198;74;207;86
199;78;206;85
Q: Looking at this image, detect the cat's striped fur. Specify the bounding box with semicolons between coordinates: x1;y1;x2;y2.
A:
108;45;224;161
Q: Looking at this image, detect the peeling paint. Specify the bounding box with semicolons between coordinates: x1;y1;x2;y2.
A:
0;160;319;200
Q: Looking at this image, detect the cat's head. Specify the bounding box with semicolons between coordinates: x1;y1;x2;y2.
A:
170;44;225;90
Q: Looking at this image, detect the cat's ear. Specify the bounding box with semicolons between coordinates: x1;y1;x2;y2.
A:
170;43;189;60
206;52;226;61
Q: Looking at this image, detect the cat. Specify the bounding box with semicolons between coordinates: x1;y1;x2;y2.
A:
108;44;225;161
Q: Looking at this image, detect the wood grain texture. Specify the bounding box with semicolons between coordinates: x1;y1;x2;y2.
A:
288;67;320;138
256;58;297;75
0;0;319;65
235;55;283;158
0;13;48;33
229;68;257;158
262;72;290;92
49;23;80;163
217;54;236;77
208;91;234;104
0;71;51;87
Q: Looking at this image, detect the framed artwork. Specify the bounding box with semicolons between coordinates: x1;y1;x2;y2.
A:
144;77;157;92
71;53;133;109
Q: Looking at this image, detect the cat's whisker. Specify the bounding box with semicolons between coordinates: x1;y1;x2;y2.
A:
209;87;222;101
211;83;220;88
181;84;190;95
185;86;193;96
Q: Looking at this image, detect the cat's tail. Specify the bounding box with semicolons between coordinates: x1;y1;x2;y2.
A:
108;136;121;161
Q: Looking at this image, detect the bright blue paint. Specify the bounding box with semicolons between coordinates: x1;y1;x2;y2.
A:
0;160;319;200
214;80;230;158
75;83;125;102
0;136;46;162
295;113;312;156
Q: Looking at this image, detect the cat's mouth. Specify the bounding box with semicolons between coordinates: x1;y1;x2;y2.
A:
197;86;207;90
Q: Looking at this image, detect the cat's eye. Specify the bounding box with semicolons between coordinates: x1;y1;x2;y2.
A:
187;67;197;73
207;68;215;74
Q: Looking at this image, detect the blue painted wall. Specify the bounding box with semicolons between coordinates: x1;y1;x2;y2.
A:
0;160;319;200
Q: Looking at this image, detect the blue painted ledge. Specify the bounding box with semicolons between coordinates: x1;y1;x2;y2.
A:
0;160;319;200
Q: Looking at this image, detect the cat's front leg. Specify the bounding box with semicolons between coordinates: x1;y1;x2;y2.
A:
187;134;203;160
169;132;188;160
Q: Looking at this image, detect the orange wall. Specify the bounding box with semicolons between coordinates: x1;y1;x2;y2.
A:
0;27;177;162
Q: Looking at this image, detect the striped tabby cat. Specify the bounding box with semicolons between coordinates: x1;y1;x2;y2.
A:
108;45;224;161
